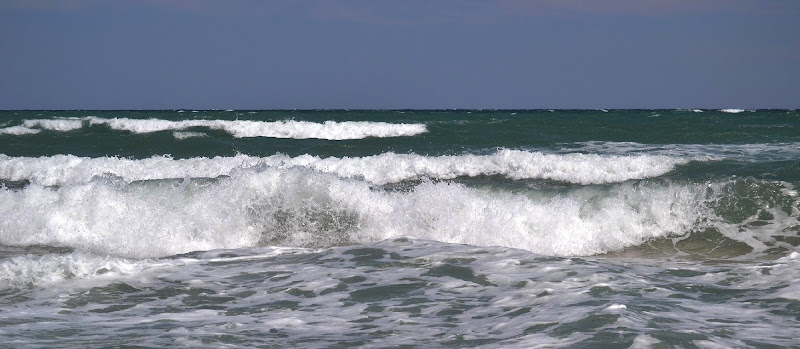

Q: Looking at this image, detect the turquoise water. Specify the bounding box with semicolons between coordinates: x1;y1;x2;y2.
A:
1;109;799;347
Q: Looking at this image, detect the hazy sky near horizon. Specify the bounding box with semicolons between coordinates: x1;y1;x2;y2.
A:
1;0;798;109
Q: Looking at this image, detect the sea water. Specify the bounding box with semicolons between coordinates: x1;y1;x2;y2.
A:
1;109;799;347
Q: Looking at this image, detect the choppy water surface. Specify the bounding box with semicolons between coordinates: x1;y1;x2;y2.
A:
1;110;799;347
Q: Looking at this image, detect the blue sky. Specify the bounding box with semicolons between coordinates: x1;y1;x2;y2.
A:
1;0;798;109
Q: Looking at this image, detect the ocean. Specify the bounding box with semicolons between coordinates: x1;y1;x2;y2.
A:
1;109;798;347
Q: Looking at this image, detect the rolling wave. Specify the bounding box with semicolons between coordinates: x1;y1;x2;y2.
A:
1;166;795;259
0;167;703;258
0;150;687;186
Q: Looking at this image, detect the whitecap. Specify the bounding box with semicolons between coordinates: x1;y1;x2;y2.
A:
0;150;687;186
0;125;41;135
84;117;427;140
720;108;745;113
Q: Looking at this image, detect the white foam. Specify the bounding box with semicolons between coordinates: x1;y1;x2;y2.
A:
172;131;208;139
84;117;427;139
0;253;153;289
22;118;84;132
0;151;687;187
297;150;686;185
0;125;41;135
0;178;264;257
0;167;707;258
379;180;705;256
720;109;745;113
0;154;266;186
0;117;427;140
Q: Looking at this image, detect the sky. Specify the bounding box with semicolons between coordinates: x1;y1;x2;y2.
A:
1;0;798;109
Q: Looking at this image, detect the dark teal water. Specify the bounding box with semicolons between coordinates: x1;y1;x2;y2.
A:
1;109;798;153
1;109;799;347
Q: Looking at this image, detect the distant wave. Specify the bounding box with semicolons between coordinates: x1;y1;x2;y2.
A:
23;119;85;132
0;150;687;186
0;117;427;140
0;125;41;135
720;108;746;113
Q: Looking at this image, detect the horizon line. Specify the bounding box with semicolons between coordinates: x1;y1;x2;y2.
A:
2;108;794;112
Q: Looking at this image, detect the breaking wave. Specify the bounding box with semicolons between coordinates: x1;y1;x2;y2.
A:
0;150;688;186
0;117;427;140
0;166;796;259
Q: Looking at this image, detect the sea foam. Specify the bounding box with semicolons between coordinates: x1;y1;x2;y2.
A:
4;165;792;259
569;141;800;162
720;109;746;113
22;118;84;132
0;167;707;258
0;150;687;186
0;253;154;289
172;131;208;139
0;117;427;140
0;125;41;135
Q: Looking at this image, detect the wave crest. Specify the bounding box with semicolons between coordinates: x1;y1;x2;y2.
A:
0;117;427;140
0;150;687;186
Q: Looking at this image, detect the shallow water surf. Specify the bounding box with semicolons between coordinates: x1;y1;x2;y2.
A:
1;110;799;347
1;164;796;259
4;241;800;348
